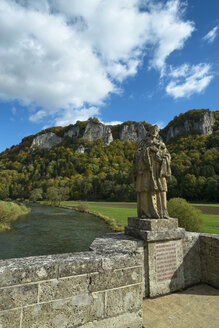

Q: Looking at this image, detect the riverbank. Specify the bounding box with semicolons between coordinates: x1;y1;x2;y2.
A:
0;201;30;232
0;203;111;260
59;201;219;234
56;202;124;232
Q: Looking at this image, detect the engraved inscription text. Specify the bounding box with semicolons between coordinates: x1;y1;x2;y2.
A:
156;242;177;282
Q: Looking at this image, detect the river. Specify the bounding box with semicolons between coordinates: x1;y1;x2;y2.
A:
0;203;111;260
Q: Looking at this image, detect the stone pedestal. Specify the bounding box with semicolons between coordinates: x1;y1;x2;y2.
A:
125;217;185;297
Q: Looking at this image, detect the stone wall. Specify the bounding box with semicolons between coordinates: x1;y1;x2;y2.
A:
183;232;219;289
0;234;144;328
183;232;201;287
0;231;219;328
200;233;219;289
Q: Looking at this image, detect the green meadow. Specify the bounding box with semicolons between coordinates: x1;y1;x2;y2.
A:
199;214;219;234
61;201;219;234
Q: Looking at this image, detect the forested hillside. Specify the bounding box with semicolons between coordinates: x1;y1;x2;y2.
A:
0;110;218;202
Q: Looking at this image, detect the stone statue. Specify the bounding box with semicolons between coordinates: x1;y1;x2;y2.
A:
133;125;171;219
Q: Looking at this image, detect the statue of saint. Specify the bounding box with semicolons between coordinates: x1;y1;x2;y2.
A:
133;125;171;219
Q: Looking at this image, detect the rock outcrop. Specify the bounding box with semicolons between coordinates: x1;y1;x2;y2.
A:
83;121;113;145
165;110;215;141
76;145;86;154
30;132;63;150
64;126;80;138
119;123;147;142
28;110;217;151
192;111;215;135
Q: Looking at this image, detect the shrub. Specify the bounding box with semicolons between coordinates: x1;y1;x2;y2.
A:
167;197;203;232
0;201;30;231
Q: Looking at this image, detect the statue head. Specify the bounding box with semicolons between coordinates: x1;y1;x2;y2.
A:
148;125;160;138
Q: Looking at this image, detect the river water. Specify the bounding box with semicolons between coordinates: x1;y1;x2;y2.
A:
0;204;111;260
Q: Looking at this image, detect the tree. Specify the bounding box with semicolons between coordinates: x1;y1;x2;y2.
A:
46;186;59;205
182;174;197;200
0;184;9;200
29;188;43;202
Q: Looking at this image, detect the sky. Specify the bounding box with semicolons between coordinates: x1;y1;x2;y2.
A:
0;0;218;152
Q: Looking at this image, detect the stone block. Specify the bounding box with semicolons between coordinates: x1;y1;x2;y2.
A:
205;272;219;289
80;310;142;328
128;217;178;231
90;233;144;255
0;283;38;311
205;255;219;271
39;274;90;302
210;246;219;257
89;267;142;292
22;292;105;328
0;255;59;288
57;253;102;278
183;232;201;287
106;284;142;317
100;253;143;272
0;308;21;328
125;226;185;241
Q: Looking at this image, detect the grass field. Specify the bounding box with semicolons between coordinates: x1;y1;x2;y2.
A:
61;201;219;234
199;214;219;234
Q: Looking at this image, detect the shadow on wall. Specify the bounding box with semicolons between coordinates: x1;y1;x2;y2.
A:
169;232;219;293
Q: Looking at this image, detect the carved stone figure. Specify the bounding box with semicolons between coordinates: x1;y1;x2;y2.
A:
133;125;171;219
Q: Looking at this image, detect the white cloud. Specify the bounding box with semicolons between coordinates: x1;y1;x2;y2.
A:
29;110;47;122
53;107;100;127
0;0;195;125
203;26;218;44
103;121;123;126
166;63;213;98
146;0;194;74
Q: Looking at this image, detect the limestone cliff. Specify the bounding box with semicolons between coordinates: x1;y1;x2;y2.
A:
162;109;215;141
119;123;147;142
83;121;113;145
30;132;63;150
64;126;80;138
29;110;217;151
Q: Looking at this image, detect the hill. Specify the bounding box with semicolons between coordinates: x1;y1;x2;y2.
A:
0;109;218;202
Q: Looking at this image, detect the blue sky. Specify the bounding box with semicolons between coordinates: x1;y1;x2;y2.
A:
0;0;218;152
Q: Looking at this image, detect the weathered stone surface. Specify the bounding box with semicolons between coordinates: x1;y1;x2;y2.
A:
0;255;59;287
57;252;103;278
39;274;90;302
0;308;21;328
30;132;63;150
125;226;185;241
165;111;215;141
106;284;142;317
119;123;147;143
64;126;80;138
22;293;105;328
183;232;201;287
80;310;142;328
83;121;113;145
89;267;142;292
101;253;144;274
90;233;144;254
133;125;171;219
128;217;178;231
200;234;219;288
147;239;185;297
76;144;86;154
0;283;38;310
